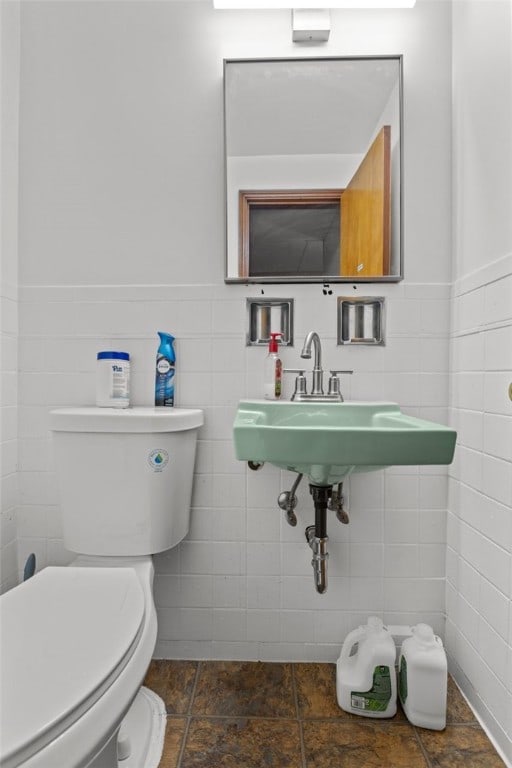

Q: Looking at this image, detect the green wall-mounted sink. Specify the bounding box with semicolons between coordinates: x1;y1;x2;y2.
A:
233;400;457;486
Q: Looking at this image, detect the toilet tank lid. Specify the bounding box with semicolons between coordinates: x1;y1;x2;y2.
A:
50;406;204;432
0;567;145;767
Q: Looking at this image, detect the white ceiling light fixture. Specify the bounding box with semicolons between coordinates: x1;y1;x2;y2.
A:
292;9;331;41
213;1;416;8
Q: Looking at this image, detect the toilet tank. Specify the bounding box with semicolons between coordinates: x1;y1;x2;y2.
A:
50;407;203;556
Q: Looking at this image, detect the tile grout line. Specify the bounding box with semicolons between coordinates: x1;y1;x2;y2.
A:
291;664;308;768
170;713;310;721
411;724;434;768
175;660;202;768
187;661;202;716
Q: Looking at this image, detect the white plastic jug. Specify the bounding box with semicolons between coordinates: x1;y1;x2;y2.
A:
336;616;397;718
398;623;447;730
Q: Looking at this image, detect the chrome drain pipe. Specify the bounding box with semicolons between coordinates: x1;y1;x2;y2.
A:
306;485;333;594
305;525;329;594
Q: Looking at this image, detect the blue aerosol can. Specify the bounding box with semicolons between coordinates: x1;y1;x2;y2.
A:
155;332;176;407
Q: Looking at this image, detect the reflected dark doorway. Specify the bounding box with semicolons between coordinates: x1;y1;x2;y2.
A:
249;203;340;277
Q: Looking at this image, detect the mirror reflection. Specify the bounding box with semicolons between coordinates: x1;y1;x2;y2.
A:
224;57;403;284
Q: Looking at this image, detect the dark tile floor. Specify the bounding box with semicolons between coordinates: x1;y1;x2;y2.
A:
143;660;506;768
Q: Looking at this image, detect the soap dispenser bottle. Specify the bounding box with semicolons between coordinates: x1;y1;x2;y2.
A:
264;332;283;400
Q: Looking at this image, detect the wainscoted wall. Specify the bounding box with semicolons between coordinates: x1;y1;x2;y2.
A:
14;0;454;661
4;0;510;761
447;1;512;761
0;0;20;594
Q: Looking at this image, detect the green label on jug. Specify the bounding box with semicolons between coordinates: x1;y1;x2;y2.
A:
399;655;408;704
351;665;392;712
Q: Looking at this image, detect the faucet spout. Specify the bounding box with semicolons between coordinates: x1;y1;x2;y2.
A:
301;331;323;395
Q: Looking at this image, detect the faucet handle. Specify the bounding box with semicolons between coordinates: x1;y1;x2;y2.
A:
283;369;307;399
328;370;353;400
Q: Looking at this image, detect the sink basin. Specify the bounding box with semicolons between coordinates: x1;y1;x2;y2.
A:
233;400;457;485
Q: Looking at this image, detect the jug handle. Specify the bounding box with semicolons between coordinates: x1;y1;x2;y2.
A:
339;626;366;664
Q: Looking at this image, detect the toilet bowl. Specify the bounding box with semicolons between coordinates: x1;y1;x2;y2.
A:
0;558;162;768
0;407;203;768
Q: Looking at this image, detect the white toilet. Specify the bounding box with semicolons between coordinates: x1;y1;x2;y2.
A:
0;406;203;768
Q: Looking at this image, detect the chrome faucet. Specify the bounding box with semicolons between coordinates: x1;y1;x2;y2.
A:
301;331;323;395
285;331;353;402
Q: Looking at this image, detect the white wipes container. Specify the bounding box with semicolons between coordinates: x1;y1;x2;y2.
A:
96;351;130;408
398;623;447;730
336;616;397;718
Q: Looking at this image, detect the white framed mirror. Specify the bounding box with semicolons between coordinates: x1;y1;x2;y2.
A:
224;56;403;284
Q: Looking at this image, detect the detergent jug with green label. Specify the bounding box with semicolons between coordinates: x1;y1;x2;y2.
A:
336;616;397;718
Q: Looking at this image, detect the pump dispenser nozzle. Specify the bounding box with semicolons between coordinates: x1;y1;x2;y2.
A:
269;332;284;353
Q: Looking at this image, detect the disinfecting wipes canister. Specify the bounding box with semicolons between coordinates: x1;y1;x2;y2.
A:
96;351;130;408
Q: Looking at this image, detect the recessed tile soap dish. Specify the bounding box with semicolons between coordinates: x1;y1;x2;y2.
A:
246;298;294;346
337;297;385;345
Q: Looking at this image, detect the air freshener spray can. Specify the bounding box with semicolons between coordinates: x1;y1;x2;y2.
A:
155;332;176;406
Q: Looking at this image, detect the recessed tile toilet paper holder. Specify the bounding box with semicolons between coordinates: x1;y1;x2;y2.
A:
246;298;294;346
337;297;385;345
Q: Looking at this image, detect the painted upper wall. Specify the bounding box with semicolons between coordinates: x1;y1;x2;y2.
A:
1;0;20;289
452;0;512;280
18;0;452;286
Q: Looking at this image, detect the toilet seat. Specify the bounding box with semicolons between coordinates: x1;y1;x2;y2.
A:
0;566;145;768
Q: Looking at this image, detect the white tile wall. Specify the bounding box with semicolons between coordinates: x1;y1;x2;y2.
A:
15;280;451;661
1;281;19;594
447;261;512;762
